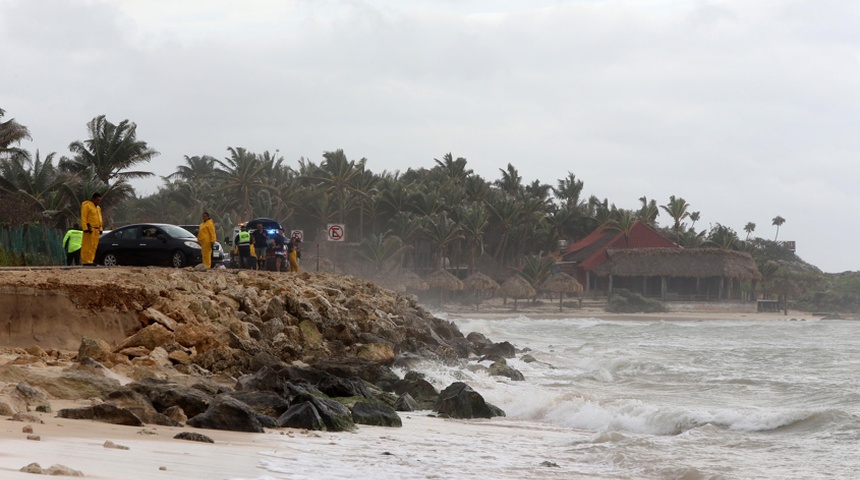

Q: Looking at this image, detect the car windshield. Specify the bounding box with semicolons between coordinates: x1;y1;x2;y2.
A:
163;225;196;238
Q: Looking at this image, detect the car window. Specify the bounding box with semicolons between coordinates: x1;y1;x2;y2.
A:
162;225;196;238
141;227;159;239
112;226;138;240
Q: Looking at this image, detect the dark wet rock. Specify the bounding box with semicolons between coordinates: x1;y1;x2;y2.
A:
393;372;439;409
128;378;211;418
105;388;182;426
489;361;525;381
351;401;402;427
292;393;355;432
393;393;419;412
480;341;516;359
234;365;291;397
434;382;503;419
57;403;145;426
466;332;492;349
174;431;214;443
277;402;325;430
479;354;507;364
187;394;264;433
225;391;290;418
308;357;401;392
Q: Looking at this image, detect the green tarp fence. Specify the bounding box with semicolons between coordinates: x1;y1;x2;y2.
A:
0;225;66;266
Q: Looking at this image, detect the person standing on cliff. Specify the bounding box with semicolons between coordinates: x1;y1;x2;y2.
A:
251;222;269;271
62;224;83;266
80;193;103;266
197;212;216;269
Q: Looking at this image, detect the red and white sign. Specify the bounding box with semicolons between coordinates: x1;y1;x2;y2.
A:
326;224;345;242
290;230;303;242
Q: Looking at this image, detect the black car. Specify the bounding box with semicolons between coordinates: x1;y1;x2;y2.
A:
97;223;203;268
178;224;225;266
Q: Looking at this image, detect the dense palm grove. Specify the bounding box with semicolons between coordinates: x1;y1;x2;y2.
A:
1;110;858;312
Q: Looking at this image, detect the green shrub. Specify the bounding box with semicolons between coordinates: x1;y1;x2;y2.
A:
606;289;666;313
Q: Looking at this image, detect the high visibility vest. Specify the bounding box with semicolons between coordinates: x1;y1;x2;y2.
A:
63;229;83;253
238;231;251;245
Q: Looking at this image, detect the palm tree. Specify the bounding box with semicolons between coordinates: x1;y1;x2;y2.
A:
359;232;408;275
518;253;556;298
704;223;740;250
309;149;366;223
168;155;217;183
210;147;275;220
422;212;464;270
495;163;523;196
744;222;756;241
0;108;31;157
456;203;489;274
772;215;786;241
0;150;67;223
554;172;585;210
433;153;472;184
604;210;637;247
62;115;157;191
637;196;659;225
661;195;691;234
487;192;522;263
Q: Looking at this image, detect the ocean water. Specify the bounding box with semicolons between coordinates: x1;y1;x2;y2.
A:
254;316;860;479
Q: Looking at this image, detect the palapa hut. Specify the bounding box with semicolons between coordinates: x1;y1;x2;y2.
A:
462;272;500;311
499;274;536;311
540;272;584;311
593;248;761;301
425;269;464;306
400;271;429;292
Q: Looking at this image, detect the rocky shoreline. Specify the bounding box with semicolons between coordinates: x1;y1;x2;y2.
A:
0;268;522;447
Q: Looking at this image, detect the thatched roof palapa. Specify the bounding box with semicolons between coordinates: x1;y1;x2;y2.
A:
425;269;464;291
462;272;500;292
499;274;536;299
400;271;429;291
594;248;761;280
540;272;583;293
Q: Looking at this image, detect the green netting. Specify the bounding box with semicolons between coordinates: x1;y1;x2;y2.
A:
0;225;66;266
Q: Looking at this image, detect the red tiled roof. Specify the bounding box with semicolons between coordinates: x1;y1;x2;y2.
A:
560;221;679;271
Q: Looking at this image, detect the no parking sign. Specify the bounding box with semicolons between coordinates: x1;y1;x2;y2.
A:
290;230;303;241
326;224;345;242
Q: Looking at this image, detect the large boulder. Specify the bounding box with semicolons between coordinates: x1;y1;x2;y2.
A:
186;395;265;433
277;402;325;430
434;382;503;419
57;403;145;426
127;378;211;418
350;402;402;427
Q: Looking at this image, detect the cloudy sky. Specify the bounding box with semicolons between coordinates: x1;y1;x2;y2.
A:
1;0;857;272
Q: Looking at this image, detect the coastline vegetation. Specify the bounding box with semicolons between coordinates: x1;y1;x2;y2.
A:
1;110;857;313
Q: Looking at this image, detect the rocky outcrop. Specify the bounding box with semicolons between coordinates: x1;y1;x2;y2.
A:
434;382;505;419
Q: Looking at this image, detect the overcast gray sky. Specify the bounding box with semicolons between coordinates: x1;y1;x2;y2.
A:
2;0;857;272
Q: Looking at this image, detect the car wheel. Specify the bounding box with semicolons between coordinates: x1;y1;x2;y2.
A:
102;253;119;267
171;250;186;268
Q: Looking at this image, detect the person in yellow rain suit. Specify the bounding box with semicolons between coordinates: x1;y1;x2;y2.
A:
197;212;216;269
287;233;301;272
80;193;103;265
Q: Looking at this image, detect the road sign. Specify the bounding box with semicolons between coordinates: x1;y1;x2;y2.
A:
290;230;303;242
326;224;345;242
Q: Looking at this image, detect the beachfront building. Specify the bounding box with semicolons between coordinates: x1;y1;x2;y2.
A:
593;248;762;301
555;220;680;295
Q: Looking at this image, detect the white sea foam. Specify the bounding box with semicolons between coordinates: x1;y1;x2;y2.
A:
251;317;860;479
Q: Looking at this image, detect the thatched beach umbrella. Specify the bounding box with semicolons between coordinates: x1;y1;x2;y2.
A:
541;272;583;311
425;269;464;306
462;272;500;311
401;271;429;292
499;274;536;311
